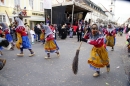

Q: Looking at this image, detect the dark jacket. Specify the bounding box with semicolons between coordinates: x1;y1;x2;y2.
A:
76;26;83;34
34;26;41;34
61;28;67;39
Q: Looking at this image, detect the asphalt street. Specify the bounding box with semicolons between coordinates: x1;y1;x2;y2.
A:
0;35;128;86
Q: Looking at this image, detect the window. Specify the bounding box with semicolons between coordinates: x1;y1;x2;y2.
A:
14;0;20;6
3;15;5;22
0;15;6;22
40;2;43;11
29;0;33;9
40;0;44;11
0;15;2;22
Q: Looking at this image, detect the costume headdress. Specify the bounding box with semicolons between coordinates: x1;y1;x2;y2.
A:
14;13;25;27
107;23;115;32
91;23;99;30
40;24;53;38
89;23;103;40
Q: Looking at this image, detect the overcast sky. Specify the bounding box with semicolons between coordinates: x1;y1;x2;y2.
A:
90;0;130;24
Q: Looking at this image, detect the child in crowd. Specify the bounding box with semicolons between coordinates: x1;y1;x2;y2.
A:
30;28;35;44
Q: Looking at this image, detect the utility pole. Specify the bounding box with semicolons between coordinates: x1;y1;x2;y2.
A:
71;0;75;25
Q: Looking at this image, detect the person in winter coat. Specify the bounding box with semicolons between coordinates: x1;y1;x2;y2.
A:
76;23;83;42
34;24;41;42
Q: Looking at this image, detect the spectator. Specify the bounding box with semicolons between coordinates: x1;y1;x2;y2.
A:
61;25;67;39
58;24;62;37
30;28;35;44
24;23;30;35
34;24;41;42
76;23;83;42
69;26;73;38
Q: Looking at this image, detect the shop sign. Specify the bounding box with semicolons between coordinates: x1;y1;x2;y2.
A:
32;13;44;16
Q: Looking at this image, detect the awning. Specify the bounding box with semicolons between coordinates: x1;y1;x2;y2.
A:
28;16;45;21
10;15;31;18
53;1;92;13
50;1;92;24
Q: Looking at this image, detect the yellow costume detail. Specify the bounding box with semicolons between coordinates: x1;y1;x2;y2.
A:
40;33;45;40
16;32;22;49
44;40;57;52
88;46;109;68
106;36;114;47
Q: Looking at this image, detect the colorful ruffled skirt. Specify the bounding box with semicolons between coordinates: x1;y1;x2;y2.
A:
16;33;22;49
105;36;115;47
5;34;13;43
22;36;31;49
40;33;45;41
88;46;109;71
44;40;59;53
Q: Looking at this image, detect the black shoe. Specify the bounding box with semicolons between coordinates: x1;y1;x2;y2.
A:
106;64;110;72
111;47;114;51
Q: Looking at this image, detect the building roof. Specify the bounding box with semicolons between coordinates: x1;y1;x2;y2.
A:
99;3;113;15
53;1;92;13
53;0;107;16
82;0;107;16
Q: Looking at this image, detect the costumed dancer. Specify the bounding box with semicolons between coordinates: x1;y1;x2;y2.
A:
50;25;55;38
0;37;12;69
0;26;4;38
3;28;15;50
0;37;12;55
15;14;35;57
0;26;4;55
126;31;130;56
40;29;45;44
83;24;110;77
104;24;116;51
40;24;60;59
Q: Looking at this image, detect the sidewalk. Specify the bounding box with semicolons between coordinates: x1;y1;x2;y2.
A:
119;34;130;85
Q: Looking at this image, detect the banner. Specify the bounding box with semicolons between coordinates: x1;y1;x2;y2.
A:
43;0;52;9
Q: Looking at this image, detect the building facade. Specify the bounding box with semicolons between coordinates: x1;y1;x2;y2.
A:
0;0;45;28
98;3;113;24
52;0;108;25
52;0;65;4
124;18;130;25
83;0;108;25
